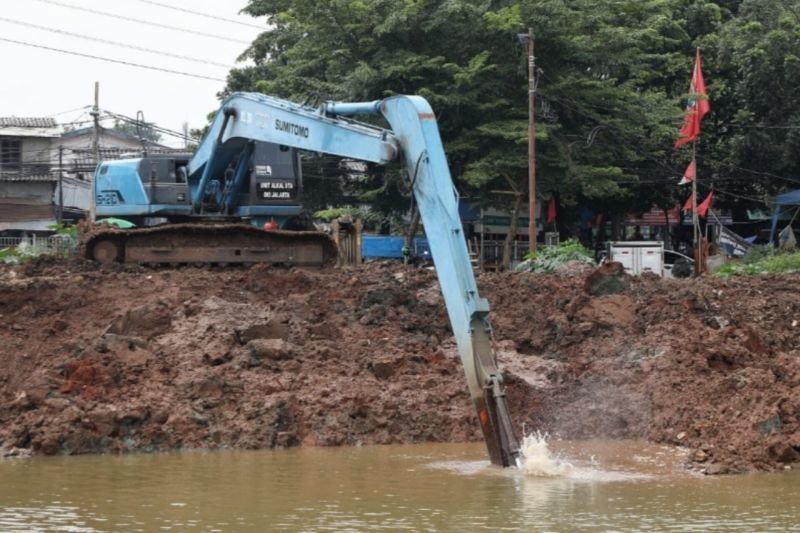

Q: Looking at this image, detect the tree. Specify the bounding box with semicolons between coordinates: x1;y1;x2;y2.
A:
112;119;162;143
224;0;800;247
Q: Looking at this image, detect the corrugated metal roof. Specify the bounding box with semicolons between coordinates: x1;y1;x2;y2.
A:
0;117;57;128
0;174;57;182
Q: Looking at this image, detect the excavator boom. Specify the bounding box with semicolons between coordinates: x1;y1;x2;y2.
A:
89;93;522;466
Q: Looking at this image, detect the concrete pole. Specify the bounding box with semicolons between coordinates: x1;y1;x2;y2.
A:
526;28;537;253
692;142;700;274
58;146;63;224
90;81;100;222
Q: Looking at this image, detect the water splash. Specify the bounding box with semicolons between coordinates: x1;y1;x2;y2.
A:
519;432;573;477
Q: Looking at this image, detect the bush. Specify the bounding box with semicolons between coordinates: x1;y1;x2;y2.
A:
515;239;595;273
740;244;773;264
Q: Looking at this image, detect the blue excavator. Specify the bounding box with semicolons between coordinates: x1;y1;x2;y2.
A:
87;93;522;467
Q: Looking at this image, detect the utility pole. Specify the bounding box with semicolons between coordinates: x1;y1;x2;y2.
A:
58;146;64;224
90;81;100;221
692;143;701;275
182;122;189;149
519;28;537;252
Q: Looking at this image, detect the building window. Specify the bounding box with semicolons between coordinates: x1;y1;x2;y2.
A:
1;138;21;173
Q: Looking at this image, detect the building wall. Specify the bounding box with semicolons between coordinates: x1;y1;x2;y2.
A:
1;135;52;178
0;134;57;232
0;180;54;231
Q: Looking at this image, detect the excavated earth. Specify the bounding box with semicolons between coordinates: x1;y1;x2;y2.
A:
1;258;799;475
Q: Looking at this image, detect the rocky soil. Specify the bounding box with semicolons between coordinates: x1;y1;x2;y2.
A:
1;258;798;475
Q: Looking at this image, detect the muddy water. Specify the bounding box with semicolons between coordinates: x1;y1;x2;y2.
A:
0;441;798;532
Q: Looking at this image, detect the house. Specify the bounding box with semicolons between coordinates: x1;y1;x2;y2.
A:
1;119;184;235
55;126;179;222
0;117;62;233
58;126;170;182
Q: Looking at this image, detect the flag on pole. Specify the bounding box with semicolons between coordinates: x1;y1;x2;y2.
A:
683;193;694;212
675;50;710;148
679;160;696;185
697;190;714;217
546;197;557;224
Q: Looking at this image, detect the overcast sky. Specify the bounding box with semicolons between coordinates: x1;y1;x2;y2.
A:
0;0;264;146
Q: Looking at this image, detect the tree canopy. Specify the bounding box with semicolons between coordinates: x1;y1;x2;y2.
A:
224;0;800;236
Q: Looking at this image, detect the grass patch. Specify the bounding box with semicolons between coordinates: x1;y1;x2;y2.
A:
716;249;800;276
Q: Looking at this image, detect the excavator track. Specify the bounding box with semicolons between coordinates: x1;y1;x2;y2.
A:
84;223;337;267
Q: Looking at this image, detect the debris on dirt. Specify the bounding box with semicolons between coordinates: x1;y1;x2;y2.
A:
584;261;630;296
1;258;799;475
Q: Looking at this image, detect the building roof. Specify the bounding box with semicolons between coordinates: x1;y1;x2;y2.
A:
0;117;57;128
0;174;57;182
0;116;61;138
61;125;168;147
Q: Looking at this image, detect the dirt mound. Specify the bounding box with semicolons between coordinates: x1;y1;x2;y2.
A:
1;259;798;474
481;269;800;474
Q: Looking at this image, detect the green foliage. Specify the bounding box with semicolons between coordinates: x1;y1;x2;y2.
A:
226;0;800;227
740;244;773;264
0;247;21;264
515;239;595;273
111;120;162;143
716;249;800;276
48;222;78;239
314;206;379;224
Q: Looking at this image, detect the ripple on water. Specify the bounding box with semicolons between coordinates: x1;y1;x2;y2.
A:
429;435;687;483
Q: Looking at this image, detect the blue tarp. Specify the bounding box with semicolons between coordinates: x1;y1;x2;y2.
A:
362;235;430;259
770;189;800;242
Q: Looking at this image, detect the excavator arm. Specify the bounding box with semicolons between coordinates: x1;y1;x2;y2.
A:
191;93;522;467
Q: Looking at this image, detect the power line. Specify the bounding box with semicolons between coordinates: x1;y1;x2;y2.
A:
31;0;251;45
102;110;201;143
45;105;91;117
728;165;800;186
0;16;233;69
696;182;770;205
126;0;265;30
540;73;800;192
0;37;227;82
728;124;800;130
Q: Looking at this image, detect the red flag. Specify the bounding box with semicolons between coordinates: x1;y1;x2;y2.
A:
679;160;696;185
546;197;557;223
697;190;714;217
675;50;710;148
682;193;694;212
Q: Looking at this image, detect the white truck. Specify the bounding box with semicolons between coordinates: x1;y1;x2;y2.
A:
607;241;664;276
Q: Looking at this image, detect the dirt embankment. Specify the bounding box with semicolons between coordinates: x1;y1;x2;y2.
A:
1;258;798;474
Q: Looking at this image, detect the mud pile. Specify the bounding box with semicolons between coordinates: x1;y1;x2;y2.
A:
1;259;798;474
484;267;800;474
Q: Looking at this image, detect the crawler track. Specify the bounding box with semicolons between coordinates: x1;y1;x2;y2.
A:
84;223;337;267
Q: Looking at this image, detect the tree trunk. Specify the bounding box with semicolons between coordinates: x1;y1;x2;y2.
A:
502;191;524;270
404;206;421;262
663;208;671;248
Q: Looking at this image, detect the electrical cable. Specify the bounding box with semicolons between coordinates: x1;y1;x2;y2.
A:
125;0;265;30
44;105;91;117
696;182;770;205
542;86;800;191
0;16;234;69
31;0;251;45
0;37;227;82
103;110;201;143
